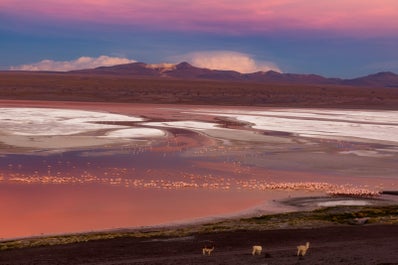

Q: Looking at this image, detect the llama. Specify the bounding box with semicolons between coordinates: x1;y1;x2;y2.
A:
297;242;310;256
252;245;262;255
202;246;215;256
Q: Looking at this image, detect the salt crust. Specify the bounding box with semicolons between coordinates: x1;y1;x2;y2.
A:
184;108;398;144
1;107;398;151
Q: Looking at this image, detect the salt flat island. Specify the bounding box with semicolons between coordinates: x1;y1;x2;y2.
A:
0;101;397;239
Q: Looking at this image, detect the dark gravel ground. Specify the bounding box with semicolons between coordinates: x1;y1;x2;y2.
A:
1;225;398;265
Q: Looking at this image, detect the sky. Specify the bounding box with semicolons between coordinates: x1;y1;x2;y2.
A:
1;0;398;78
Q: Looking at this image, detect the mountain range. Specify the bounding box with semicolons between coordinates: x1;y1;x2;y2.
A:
71;62;398;88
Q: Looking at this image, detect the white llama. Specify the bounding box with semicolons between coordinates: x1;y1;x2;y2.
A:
297;242;310;256
252;245;263;255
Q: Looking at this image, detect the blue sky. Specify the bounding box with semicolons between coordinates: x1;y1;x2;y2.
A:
1;0;398;78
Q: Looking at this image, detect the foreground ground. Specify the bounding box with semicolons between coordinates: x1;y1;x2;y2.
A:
1;205;397;265
1;225;397;265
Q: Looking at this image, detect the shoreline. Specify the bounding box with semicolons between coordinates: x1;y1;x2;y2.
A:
1;194;396;243
1;204;397;265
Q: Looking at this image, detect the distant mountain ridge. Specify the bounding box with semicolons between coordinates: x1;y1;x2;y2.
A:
72;62;398;88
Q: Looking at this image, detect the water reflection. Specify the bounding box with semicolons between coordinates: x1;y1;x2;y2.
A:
1;104;398;239
0;144;387;239
0;147;382;194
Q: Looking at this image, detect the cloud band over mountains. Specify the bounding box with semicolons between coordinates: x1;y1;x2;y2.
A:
10;56;136;71
10;52;281;73
179;51;281;73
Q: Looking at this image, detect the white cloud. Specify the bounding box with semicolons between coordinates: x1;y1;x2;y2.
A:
177;51;281;73
10;55;136;71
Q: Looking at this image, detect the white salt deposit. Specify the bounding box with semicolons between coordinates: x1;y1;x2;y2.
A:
0;108;143;136
184;108;398;144
2;106;398;151
0;108;165;150
143;120;280;142
102;128;166;138
191;108;398;125
143;120;220;131
316;200;371;207
340;150;392;157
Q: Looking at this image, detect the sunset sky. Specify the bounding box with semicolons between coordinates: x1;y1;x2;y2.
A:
1;0;398;77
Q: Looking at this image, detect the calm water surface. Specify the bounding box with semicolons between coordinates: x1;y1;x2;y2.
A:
1;102;397;239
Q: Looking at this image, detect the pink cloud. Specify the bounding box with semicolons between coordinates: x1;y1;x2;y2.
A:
177;51;281;73
2;0;398;36
10;56;136;71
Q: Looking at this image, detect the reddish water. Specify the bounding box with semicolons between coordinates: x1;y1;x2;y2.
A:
0;101;397;239
0;147;316;239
